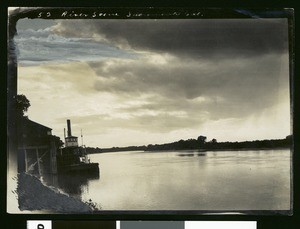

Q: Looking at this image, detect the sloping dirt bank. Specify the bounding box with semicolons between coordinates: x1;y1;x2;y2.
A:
17;173;92;213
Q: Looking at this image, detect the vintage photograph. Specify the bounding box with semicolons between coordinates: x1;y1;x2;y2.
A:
7;8;293;214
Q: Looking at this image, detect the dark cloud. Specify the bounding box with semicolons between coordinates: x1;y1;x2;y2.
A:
55;19;288;59
54;18;290;123
89;52;288;121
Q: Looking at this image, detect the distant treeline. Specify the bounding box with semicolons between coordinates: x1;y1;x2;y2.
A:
146;136;292;151
85;135;292;154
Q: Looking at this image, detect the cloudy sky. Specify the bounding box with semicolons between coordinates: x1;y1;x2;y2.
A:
15;18;291;148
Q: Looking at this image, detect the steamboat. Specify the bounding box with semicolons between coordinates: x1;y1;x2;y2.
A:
56;119;99;175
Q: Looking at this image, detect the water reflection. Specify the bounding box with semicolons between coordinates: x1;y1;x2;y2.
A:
177;151;206;157
42;172;99;198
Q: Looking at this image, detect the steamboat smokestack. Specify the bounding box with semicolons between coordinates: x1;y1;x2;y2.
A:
67;119;72;137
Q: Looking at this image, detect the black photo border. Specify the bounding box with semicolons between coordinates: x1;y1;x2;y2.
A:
1;1;299;229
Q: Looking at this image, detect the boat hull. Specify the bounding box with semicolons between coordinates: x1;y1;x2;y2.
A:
58;162;100;175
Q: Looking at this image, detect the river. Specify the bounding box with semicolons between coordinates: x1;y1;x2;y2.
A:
46;149;291;211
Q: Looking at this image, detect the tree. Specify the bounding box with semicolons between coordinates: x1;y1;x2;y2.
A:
52;135;64;148
211;138;217;144
16;94;30;116
197;135;207;146
197;135;207;142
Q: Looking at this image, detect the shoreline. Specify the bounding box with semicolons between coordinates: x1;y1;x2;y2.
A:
88;147;291;155
145;147;291;153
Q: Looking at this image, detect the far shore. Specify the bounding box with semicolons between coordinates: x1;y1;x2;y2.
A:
85;136;292;155
88;146;291;155
147;146;291;152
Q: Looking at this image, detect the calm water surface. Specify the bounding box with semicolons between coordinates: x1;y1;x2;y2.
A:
52;149;291;211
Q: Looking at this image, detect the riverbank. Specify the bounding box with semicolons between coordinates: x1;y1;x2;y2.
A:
199;146;291;152
88;146;291;155
149;146;291;152
86;136;292;154
17;173;93;213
